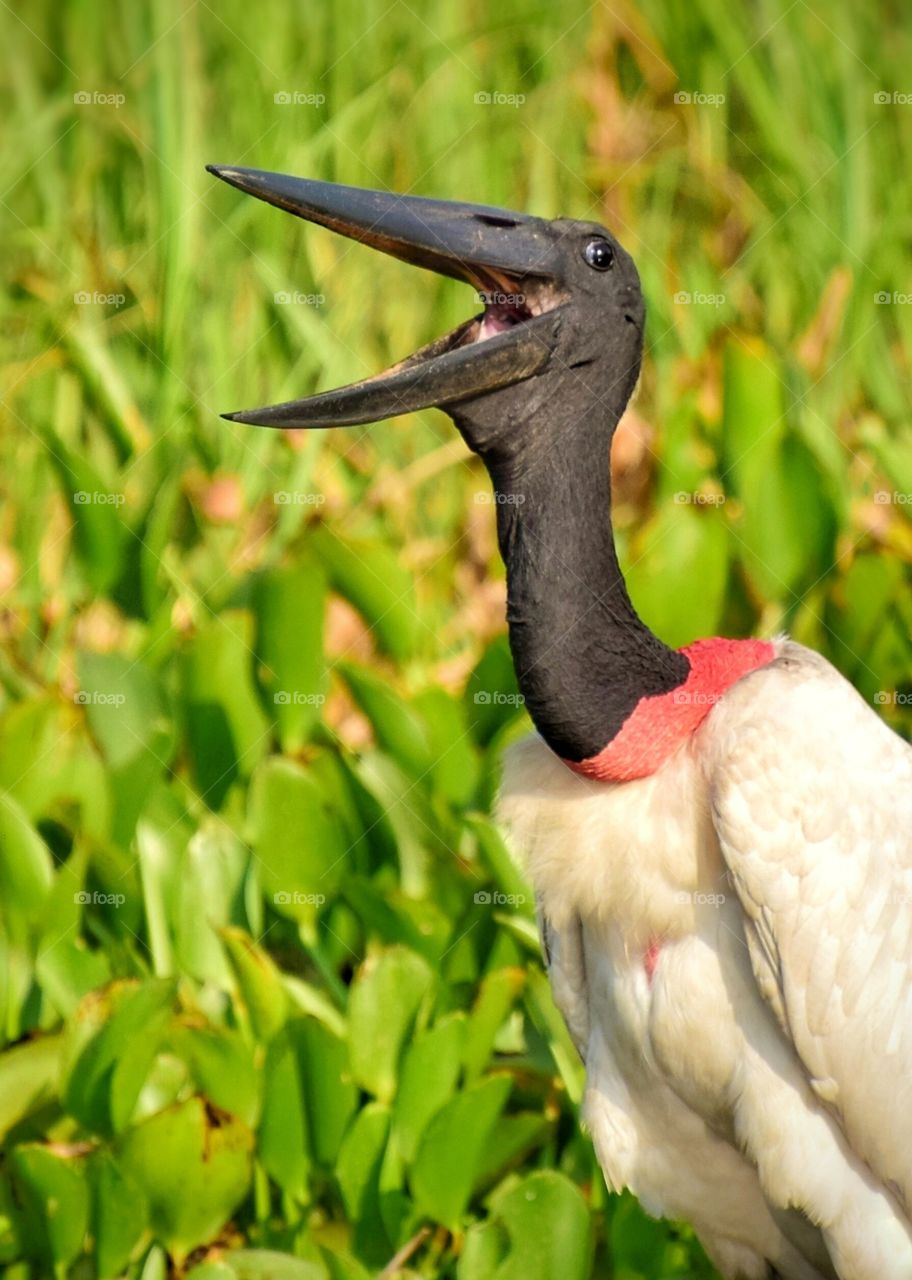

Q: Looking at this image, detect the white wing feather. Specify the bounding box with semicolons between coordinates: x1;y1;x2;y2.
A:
705;641;912;1213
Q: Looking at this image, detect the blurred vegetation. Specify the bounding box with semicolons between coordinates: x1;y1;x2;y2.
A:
1;0;911;1276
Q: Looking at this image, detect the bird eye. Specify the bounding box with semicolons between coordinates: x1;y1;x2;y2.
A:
583;238;615;271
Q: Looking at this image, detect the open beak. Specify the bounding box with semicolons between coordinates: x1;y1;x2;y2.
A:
207;165;566;428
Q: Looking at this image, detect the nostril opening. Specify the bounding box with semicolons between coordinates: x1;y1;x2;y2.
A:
474;213;520;228
624;313;636;324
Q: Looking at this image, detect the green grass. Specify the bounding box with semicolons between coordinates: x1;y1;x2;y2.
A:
0;1;910;1276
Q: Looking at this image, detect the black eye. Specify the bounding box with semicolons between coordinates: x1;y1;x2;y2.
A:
583;238;614;271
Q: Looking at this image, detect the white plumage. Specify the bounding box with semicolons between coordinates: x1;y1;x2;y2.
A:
500;638;912;1279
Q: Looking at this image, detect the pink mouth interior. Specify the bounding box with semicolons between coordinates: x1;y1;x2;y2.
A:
476;291;534;341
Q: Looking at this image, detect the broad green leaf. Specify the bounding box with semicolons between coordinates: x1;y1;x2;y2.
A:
0;698;110;841
411;1074;512;1230
116;1096;254;1264
463;968;525;1084
412;686;480;805
392;1013;466;1162
310;528;420;661
89;1150;148;1279
173;1024;260;1129
259;1027;311;1200
485;1171;592;1280
77;652;174;771
473;1112;552;1191
338;663;432;774
219;926;289;1043
249;756;351;937
44;437;128;592
254;560;326;751
293;1018;358;1167
626;501;729;648
0;789;53;936
733;435;836;599
188;1252;326;1280
720;337;785;495
0;1034;62;1142
8;1143;90;1270
61;979;176;1136
182;611;270;806
463;636;525;746
335;1102;392;1265
348;947;433;1102
175;822;250;983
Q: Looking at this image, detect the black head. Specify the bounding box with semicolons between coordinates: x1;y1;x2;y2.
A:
207;166;645;469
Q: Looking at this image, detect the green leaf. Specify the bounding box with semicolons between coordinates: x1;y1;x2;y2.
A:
182;611;270;807
88;1150;148;1279
249;756;351;937
626;501;729;648
77;652;174;771
338;663;432;774
410;1074;512;1230
0;789;54;936
115;1095;254;1264
464;636;525;746
734;435;836;599
175;821;250;983
720;337;785;494
0;1035;62;1142
348;947;433;1102
293;1018;359;1167
310;528;420;661
254;560;327;751
464;968;525;1084
219;926;289;1043
44;437;128;592
61;979;176;1136
335;1102;392;1265
8;1143;90;1270
392;1013;466;1163
174;1025;260;1129
485;1171;592;1280
259;1027;311;1200
188;1252;326;1280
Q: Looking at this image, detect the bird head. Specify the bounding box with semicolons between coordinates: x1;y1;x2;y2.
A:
208;166;644;471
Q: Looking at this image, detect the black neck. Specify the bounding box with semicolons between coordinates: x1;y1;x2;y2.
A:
484;405;689;762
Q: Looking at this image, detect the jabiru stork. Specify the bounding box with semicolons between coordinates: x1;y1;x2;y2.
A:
208;164;912;1280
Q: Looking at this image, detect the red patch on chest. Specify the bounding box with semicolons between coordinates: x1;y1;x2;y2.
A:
644;938;661;985
566;637;775;783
